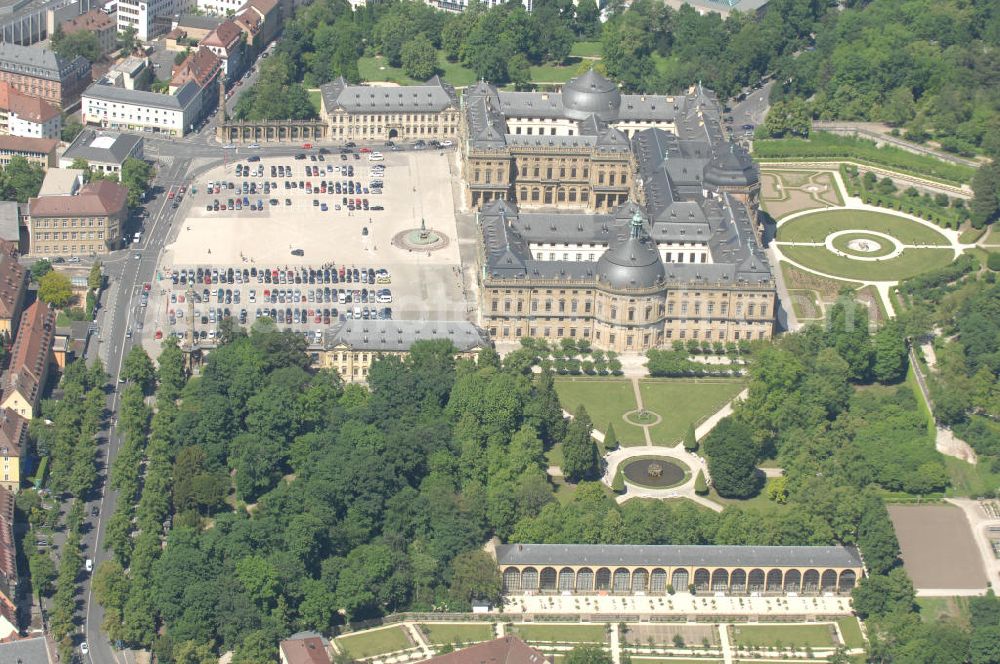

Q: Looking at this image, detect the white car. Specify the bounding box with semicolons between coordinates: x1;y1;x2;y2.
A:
440;140;453;147
368;153;384;162
85;558;93;572
222;144;237;149
248;143;260;149
81;642;89;655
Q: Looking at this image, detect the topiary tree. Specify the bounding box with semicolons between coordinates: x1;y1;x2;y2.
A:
694;470;708;495
683;423;697;452
988;253;1000;272
604;423;618;450
611;465;625;493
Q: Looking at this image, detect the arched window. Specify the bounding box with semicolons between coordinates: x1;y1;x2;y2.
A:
632;569;649;593
694;569;710;591
803;569;820;593
766;569;783;592
613;568;630;592
730;569;747;593
671;569;689;590
839;570;857;592
532;188;540;202
522;567;538;590
821;570;838;592
784;570;801;593
540;567;557;590
650;569;667;593
503;567;520;592
558;568;575;591
711;569;729;592
557;189;566;202
595;568;611;591
576;568;594;592
569;189;577;202
748;569;765;592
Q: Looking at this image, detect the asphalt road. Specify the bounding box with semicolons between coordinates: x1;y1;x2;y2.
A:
730;80;775;133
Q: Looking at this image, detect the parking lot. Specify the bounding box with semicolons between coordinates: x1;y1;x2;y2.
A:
148;150;470;348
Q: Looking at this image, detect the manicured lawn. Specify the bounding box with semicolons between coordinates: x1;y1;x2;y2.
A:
837;617;865;649
752;132;977;185
945;456;1000;497
788;288;822;320
555;378;644;445
570;41;602;58
530;63;581;83
358;53;478;87
511;623;608;643
731;623;837;648
307;89;322;115
633;661;722;664
420;623;494;645
335;626;412;658
639;379;746;446
781;245;955;281
778;210;951;246
707;487;788;515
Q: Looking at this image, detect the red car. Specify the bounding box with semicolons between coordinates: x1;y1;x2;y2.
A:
302;143;313;149
359;147;372;153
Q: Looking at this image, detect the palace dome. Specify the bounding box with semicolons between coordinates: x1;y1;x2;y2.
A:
561;69;622;121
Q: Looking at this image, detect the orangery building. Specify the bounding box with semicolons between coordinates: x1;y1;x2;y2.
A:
495;544;864;596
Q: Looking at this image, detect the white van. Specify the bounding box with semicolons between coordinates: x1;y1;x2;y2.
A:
132;232;141;244
368;152;384;162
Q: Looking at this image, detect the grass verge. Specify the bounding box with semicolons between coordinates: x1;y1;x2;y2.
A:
639;379;746;446
837;617;865;649
555;377;644;445
731;623;837;648
778;209;951;246
511;623;608;643
335;626;412;658
780;246;955;281
420;623;494;645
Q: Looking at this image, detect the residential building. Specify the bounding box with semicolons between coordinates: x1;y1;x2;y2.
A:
424;0;533;11
0;203;20;252
417;637;547;664
319;75;460;143
310;320;491;383
0;590;16;640
170;47;221;93
0;82;62;139
663;0;770;17
235;0;279;51
37;166;84;196
28;179;127;255
0;410;28;492
0;300;55;419
495;543;863;595
471;70;773;352
59;9;117;57
171;13;226;43
0;43;92;109
201;19;245;80
0;487;14;588
0;636;55;663
117;0;192;40
82;80;203;136
279;632;332;664
60;128;144;177
198;0;247;17
0;135;58;168
0;247;28;338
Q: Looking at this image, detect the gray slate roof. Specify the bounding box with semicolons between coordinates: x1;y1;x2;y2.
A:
323;320;490;353
0;636;52;664
0;43;89;81
62;129;142;166
321;76;458;115
0;202;18;244
495;544;864;569
83;81;201;112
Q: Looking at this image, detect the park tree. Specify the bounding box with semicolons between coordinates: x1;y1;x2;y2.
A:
1;156;45;203
447;550;502;608
971;626;1000;664
703;417;761;498
873;319;908;384
761;99;811;138
51;27;101;62
122;346;156;393
62;119;83;143
825;300;873;382
852;567;915;619
565;645;613;664
971;162;1000;228
401;34;438;81
157;337;186;400
683;423;698;451
856;493;901;575
30;259;52;281
38;271;73;307
562;406;599;481
88;261;102;290
121;158;155;208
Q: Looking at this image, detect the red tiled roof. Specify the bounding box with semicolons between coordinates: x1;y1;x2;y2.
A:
417;637;548;664
279;636;331;664
1;300;54;407
29;180;127;218
7;92;59;124
0;487;15;582
61;9;115;35
234;9;262;35
242;0;278;14
0;136;58;155
0;252;26;321
202;20;243;50
171;47;220;89
0;410;27;460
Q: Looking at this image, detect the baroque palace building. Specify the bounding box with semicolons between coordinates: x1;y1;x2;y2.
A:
494;543;863;596
467;69;774;352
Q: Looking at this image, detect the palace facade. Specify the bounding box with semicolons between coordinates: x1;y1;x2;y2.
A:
470;70;774;352
319;76;460;143
495;544;863;596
